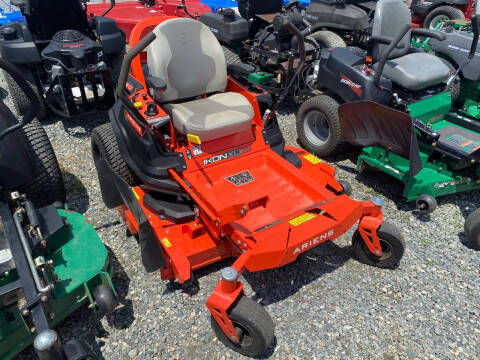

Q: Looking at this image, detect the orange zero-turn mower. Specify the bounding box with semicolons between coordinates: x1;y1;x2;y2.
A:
90;14;406;357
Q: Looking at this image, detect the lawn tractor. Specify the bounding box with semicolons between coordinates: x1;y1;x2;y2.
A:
0;0;125;119
297;0;480;219
0;59;119;360
410;0;475;29
200;0;347;103
412;18;480;121
88;0;211;40
91;14;405;356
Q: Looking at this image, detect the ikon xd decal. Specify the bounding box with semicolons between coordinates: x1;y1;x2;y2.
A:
340;74;362;97
292;229;334;255
203;146;252;166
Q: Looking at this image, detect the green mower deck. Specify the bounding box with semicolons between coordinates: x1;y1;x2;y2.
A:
0;209;116;360
356;92;480;202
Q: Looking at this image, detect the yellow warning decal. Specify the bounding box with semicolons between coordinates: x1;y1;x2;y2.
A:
161;238;172;248
131;188;140;200
289;213;317;227
187;134;201;144
304;154;322;164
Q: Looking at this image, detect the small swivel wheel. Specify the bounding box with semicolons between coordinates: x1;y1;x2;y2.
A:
353;222;406;269
338;180;352;196
211;296;274;357
62;339;97;360
416;194;437;213
93;284;117;318
464;208;480;250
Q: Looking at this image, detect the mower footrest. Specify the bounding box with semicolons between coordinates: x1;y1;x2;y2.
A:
143;194;195;223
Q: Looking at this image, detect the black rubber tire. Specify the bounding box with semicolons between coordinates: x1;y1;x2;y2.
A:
338;180;352;196
353;222;405;269
296;95;344;157
221;46;242;65
3;65;47;120
423;6;465;29
439;57;461;104
91;123;136;186
93;284;117;318
18;118;66;207
416;194;437;213
211;296;274;357
307;30;346;49
464;208;480;250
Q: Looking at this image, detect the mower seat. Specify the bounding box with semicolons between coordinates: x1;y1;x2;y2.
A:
147;17;255;142
372;0;449;91
374;53;450;91
165;93;254;142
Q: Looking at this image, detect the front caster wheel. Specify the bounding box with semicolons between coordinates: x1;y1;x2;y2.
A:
211;296;274;357
464;208;480;250
338;180;352;196
93;284;117;318
416;194;437;213
353;222;405;269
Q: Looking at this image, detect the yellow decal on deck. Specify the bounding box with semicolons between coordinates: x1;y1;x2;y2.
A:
304;154;322;164
187;134;202;144
161;238;172;248
131;189;140;200
289;213;317;227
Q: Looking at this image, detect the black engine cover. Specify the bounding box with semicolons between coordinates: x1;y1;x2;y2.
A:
41;30;103;71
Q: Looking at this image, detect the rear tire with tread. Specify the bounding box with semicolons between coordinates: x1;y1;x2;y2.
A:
296;95;345;157
423;6;465;29
91;123;136;186
440;57;461;104
211;296;274;357
3;65;47;120
19;119;66;207
307;30;346;49
221;46;242;65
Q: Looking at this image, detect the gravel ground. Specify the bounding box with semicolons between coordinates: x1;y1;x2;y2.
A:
1;6;479;359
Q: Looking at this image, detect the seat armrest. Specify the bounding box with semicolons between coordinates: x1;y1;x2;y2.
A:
411;28;447;41
145;76;167;93
227;63;256;78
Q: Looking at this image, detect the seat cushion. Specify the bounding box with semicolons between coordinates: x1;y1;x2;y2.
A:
166;92;255;142
375;53;450;91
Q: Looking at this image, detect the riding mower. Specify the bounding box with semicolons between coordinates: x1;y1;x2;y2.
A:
90;13;405;356
0;59;119;360
88;0;211;39
410;0;474;29
412;17;480;121
0;0;125;119
297;0;480;222
200;0;347;103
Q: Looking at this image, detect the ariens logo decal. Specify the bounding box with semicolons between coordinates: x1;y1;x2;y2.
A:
293;230;334;255
203;146;252;166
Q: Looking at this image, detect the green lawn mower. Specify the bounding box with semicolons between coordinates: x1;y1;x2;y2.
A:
412;17;480;121
295;0;480;218
0;59;119;359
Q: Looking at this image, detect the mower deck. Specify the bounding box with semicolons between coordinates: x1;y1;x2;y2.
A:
0;209;115;360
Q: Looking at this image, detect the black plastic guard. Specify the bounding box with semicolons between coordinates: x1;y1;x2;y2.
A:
338;100;422;177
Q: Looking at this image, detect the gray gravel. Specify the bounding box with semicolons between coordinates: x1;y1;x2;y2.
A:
0;12;478;357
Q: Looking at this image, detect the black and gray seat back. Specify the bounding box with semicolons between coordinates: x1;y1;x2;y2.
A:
147;18;228;104
371;0;411;62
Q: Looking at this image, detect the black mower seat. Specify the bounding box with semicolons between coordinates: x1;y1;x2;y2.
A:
374;52;450;91
165;92;254;142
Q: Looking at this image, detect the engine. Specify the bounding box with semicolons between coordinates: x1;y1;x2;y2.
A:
41;30;105;73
